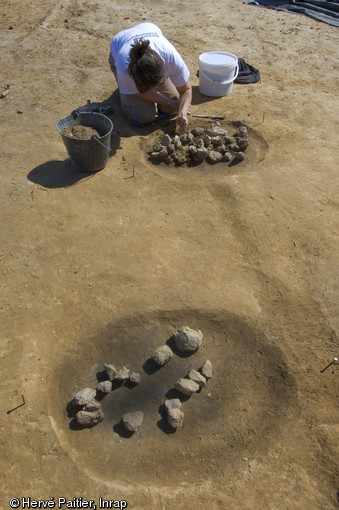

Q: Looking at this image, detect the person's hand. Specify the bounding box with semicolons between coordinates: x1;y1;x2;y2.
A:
176;107;191;130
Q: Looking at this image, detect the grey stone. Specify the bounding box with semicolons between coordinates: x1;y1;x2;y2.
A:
236;138;249;150
192;127;205;136
229;142;240;152
196;139;204;149
76;409;104;427
104;363;117;381
74;387;96;406
153;142;162;152
173;326;203;353
237;126;248;137
152;345;173;366
234;151;245;161
188;369;207;388
211;135;223;146
196;147;208;160
223;152;233;162
122;411;144;433
85;399;101;411
158;147;168;160
172;152;187;165
150;152;160;162
204;134;212;146
224;136;235;145
173;135;182;149
189;145;197;155
187;132;194;143
167;408;184;429
208;150;223;163
96;380;112;393
129;372;141;384
201;360;213;379
115;366;130;381
175;378;200;396
167;143;175;154
161;134;172;146
165;398;182;412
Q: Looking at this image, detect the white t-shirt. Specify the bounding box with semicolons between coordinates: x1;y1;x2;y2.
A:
110;23;190;95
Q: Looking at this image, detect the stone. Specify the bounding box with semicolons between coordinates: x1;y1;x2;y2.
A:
85;399;101;411
224;136;235;145
152;345;173;366
237;126;248;137
129;372;141;384
167;143;175;154
76;409;104;427
189;145;198;156
208;150;223;163
122;411;144;433
172;152;187;165
153;142;162;152
234;151;245;161
229;142;240;152
187;132;194;143
187;369;207;388
96;380;112;393
180;133;188;144
115;366;130;381
217;144;227;154
104;363;117;381
167;408;184;429
192;127;205;136
74;387;96;406
196;147;208;160
201;360;212;379
164;398;182;412
196;139;204;149
150;152;160;162
203;134;212;146
158;147;168;160
223;152;233;162
175;378;200;396
173;326;203;353
161;134;172;146
236;138;249;150
173;135;182;149
211;135;223;146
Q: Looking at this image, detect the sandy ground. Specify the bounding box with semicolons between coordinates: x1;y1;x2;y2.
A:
1;0;338;509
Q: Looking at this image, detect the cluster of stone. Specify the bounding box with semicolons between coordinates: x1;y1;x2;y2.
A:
72;364;140;427
175;360;212;397
165;360;212;429
149;122;248;166
152;326;203;367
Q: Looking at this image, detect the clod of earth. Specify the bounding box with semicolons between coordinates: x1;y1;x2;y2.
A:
164;398;182;412
62;125;100;140
167;408;184;429
115;366;130;381
129;372;141;384
104;363;117;381
122;411;144;433
73;387;96;406
201;360;212;379
187;369;207;388
84;399;101;412
175;378;200;396
75;409;104;427
152;344;173;366
173;326;203;353
149;122;249;166
96;380;112;393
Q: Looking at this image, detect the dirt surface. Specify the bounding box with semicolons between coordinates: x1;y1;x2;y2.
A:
62;125;101;140
1;1;338;509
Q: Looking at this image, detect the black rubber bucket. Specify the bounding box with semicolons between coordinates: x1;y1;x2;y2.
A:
56;112;113;172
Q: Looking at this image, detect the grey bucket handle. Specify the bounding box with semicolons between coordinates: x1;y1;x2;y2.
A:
93;135;111;152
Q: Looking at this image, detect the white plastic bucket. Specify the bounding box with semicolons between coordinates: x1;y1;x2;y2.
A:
198;51;239;97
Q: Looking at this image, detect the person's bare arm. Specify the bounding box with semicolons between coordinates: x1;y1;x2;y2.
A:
176;81;192;130
134;89;178;110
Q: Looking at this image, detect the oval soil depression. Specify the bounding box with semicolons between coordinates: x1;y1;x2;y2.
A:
141;121;269;182
49;309;297;488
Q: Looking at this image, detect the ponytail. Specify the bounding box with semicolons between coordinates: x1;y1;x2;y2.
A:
128;38;164;93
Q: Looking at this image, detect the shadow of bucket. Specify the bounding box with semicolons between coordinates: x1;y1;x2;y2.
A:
56;112;113;172
198;52;239;97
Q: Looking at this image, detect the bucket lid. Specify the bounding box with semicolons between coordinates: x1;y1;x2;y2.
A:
199;51;237;67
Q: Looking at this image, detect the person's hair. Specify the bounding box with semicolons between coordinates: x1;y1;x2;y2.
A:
128;38;164;93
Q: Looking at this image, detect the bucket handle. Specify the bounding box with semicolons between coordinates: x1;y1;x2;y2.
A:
93;135;111;152
200;63;239;85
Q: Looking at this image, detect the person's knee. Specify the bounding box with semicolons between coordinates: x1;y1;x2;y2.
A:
124;106;157;125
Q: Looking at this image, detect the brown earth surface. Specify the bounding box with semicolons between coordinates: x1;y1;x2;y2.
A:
1;1;338;509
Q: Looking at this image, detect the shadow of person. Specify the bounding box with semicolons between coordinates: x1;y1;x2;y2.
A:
191;85;218;106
